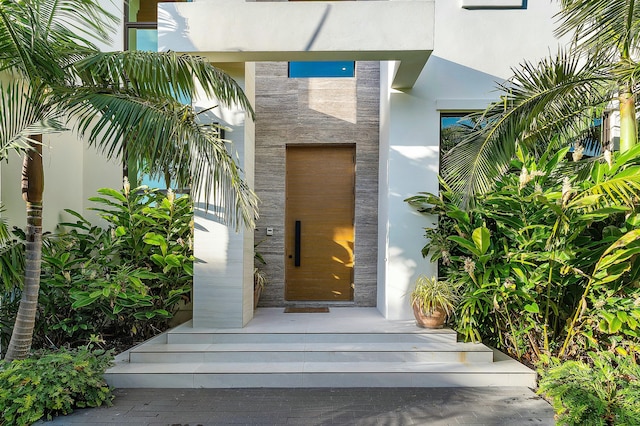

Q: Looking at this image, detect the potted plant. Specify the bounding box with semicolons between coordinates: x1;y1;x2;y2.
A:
410;275;459;329
254;240;267;309
254;268;267;309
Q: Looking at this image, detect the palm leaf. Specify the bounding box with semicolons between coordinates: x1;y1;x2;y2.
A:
0;0;42;78
617;58;640;86
34;0;116;45
1;1;257;231
0;0;114;83
0;228;25;292
574;166;640;209
0;79;65;160
71;51;254;119
62;89;257;228
442;49;613;207
556;0;640;60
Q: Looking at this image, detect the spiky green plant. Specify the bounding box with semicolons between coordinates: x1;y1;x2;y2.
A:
410;275;459;317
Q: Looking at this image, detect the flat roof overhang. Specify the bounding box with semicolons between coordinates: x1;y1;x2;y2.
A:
158;1;434;89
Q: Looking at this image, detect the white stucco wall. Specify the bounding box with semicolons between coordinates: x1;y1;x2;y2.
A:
1;131;121;233
0;0;124;233
191;63;254;328
378;0;563;319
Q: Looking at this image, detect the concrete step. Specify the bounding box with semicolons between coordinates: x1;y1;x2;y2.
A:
165;330;458;345
127;341;494;363
105;351;535;388
105;315;537;389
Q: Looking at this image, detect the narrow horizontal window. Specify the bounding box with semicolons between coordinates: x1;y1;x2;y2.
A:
461;0;526;9
289;61;355;78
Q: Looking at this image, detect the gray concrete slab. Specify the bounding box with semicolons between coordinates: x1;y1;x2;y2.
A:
35;387;555;425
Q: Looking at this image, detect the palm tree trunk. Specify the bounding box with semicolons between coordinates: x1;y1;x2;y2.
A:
619;83;637;153
4;136;44;362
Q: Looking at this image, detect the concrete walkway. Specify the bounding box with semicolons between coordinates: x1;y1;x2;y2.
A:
36;387;555;425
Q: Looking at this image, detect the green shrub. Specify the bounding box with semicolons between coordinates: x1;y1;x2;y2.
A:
407;145;640;365
64;185;193;339
538;352;640;425
0;346;114;425
0;185;194;350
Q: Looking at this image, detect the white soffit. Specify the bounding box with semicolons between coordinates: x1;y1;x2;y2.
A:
158;1;435;89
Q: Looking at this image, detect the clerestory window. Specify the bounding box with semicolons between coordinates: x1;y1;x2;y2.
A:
461;0;527;9
286;0;355;78
289;61;355;78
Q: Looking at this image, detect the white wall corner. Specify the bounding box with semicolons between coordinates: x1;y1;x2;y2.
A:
377;61;393;318
436;99;496;112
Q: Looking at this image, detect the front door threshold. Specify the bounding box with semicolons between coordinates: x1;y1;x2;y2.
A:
284;306;330;313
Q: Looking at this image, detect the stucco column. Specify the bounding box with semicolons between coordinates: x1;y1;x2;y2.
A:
192;63;255;328
378;61;439;321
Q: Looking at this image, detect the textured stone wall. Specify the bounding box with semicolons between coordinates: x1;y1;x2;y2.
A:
254;61;380;307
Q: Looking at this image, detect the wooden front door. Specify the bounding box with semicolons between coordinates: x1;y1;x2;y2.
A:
285;145;355;301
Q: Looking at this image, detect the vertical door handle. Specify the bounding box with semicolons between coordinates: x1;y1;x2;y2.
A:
294;220;301;267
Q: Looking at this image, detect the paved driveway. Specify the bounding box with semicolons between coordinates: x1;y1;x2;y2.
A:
36;387;555;425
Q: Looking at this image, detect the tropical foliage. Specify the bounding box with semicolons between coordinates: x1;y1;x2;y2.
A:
0;185;194;350
442;0;640;206
0;345;113;425
538;351;640;425
408;144;640;365
411;2;640;421
415;12;640;423
0;0;256;361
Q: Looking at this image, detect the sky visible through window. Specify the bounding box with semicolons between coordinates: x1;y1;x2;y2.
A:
440;114;474;160
133;29;157;51
289;61;355;78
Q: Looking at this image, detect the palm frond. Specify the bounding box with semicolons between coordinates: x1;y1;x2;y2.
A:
0;0;41;78
0;79;65;160
441;121;518;208
0;204;9;244
1;2;255;229
0;0;118;82
0;0;112;83
617;58;640;88
442;49;613;207
573;165;640;209
34;0;117;45
556;0;640;59
63;89;257;228
0;223;25;292
72;51;254;119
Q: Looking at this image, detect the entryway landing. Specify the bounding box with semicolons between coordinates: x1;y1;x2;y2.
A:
105;308;536;389
172;307;457;335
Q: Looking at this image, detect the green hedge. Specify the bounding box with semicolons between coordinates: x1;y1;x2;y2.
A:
0;347;114;425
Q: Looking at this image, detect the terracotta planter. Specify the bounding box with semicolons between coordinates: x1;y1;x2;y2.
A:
412;301;447;329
